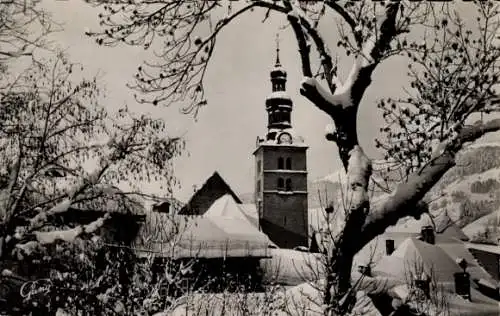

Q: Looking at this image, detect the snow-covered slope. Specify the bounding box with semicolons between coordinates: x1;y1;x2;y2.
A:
426;143;500;228
462;208;500;244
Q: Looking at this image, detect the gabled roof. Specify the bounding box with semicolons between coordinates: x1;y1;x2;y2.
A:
174;215;272;259
178;171;242;215
204;195;257;228
175;195;273;258
239;203;259;228
137;194;274;259
373;237;463;283
437;237;497;287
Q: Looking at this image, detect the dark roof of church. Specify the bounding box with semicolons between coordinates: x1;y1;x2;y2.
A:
178;171;242;215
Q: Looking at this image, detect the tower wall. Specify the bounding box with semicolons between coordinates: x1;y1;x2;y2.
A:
260;146;307;171
261;192;308;248
254;146;308;249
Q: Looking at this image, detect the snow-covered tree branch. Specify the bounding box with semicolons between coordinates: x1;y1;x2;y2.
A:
0;54;183;265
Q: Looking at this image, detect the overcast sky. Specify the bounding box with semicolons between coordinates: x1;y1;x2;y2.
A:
40;1;495;202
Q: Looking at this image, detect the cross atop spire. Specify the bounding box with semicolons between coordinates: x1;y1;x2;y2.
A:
275;33;281;67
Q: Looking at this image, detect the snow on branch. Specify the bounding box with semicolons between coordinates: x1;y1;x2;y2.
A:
27;154;115;232
29;198;72;230
35;227;83;245
299;3;401;116
300;77;345;115
345;146;372;211
287;1;336;92
21;213;110;252
360;119;500;249
339;3;401;110
331;146;372;252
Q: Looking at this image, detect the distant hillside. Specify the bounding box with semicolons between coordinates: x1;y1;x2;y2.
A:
463;208;500;244
427;144;500;227
308;177;343;209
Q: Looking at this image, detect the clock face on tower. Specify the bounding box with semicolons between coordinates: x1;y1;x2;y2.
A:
278;132;292;144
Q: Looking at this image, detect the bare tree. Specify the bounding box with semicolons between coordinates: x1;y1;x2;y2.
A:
0;53;183;267
0;0;59;73
87;1;500;314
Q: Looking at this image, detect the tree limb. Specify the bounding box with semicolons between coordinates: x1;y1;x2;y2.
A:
298;3;401;133
325;1;357;35
287;14;312;77
343;2;400;109
286;3;335;92
360;119;500;249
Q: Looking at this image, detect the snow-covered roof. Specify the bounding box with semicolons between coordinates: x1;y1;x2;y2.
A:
354;232;420;267
204;194;256;228
372;237;463;283
437;237;498;287
239;203;259;228
173;215;273;259
434;211;470;241
463;208;500;240
284;280;382;316
178;171;242;215
260;248;323;286
138;194;275;259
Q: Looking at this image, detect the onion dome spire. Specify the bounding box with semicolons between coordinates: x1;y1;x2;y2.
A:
266;32;292;133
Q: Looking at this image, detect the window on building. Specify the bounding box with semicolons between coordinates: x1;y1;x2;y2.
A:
277;111;284;122
283;112;291;123
285;179;292;191
256;180;261;193
286;157;292;170
278;157;284;169
278;178;284;190
257;160;261;173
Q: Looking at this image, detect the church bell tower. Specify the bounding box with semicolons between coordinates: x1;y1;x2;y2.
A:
253;34;309;249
